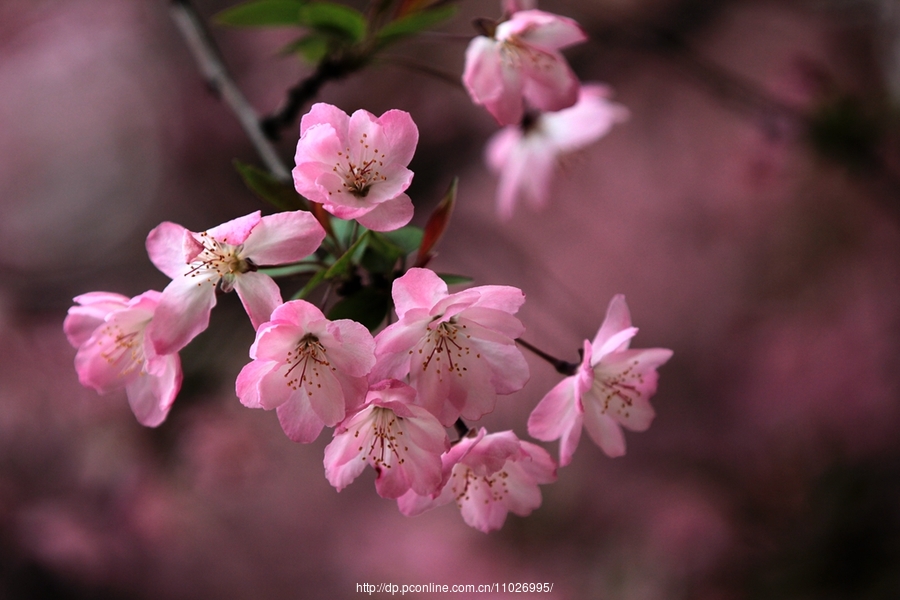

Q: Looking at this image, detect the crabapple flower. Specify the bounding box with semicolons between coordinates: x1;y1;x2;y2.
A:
528;294;673;464
487;83;629;218
293;103;418;232
324;380;448;499
372;268;529;427
145;210;325;354
64;291;182;427
236;300;376;443
462;9;587;126
398;428;556;533
502;0;536;14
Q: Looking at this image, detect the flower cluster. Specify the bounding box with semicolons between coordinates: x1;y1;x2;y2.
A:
464;1;628;216
65;0;673;534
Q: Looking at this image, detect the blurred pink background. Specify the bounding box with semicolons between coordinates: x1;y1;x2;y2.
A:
2;0;900;598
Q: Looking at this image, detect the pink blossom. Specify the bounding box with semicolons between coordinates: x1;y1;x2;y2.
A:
486;83;629;218
528;294;673;464
292;103;418;232
64;291;182;427
372;268;529;427
324;380;448;499
462;9;587;126
145;210;325;355
236;300;376;443
398;428;556;533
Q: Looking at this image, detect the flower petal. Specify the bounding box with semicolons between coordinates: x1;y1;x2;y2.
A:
233;271;284;330
354;192;414;232
240;210;326;266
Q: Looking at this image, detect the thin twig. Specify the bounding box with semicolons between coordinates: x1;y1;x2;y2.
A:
169;0;292;182
378;55;466;89
516;338;579;376
261;57;363;141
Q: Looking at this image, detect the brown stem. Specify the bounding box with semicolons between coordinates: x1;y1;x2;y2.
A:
516;338;579;376
169;0;291;182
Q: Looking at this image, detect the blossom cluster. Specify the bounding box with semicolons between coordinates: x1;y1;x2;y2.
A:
64;0;672;533
464;0;629;217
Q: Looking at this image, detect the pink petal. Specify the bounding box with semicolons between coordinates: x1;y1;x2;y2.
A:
323;422;369;490
146;274;217;355
582;405;627;458
591;294;635;356
300;102;350;137
235;359;277;409
146;222;192;279
64;292;130;347
206;211;261;246
463;37;524;126
240;211;326;266
520;51;580;113
391;268;448;318
354;192;414;232
125;353;181;427
377;109;418;166
498;10;587;50
277;393;327;443
527;376;583;466
321;319;377;377
233;271;284;330
544;84;629;152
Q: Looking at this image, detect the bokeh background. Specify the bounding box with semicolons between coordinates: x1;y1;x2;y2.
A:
2;0;900;598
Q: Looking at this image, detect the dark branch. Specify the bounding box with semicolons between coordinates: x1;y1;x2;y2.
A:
261;57;363;141
169;0;291;182
516;339;579;376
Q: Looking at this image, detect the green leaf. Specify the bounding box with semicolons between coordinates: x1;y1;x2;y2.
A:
361;234;403;274
216;0;307;27
324;230;369;279
376;5;457;45
297;2;367;43
361;227;424;274
437;273;473;286
327;286;390;331
280;32;331;62
381;226;423;255
330;218;366;247
234;160;308;211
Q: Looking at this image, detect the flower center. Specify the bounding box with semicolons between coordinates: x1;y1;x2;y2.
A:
185;233;256;292
593;359;644;419
500;36;554;72
97;323;146;378
450;464;510;507
357;407;408;472
332;133;388;198
417;317;479;380
284;334;331;393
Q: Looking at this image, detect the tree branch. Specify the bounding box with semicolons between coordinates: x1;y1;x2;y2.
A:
169;0;292;182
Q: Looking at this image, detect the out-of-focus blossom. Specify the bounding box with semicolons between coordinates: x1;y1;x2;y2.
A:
502;0;537;15
487;83;629;218
462;9;587;126
292;103;418;232
324;380;448;499
528;294;673;464
145;210;325;354
236;300;376;443
398;428;556;533
64;291;182;427
373;268;528;426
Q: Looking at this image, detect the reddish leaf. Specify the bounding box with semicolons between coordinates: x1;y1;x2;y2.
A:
415;177;457;268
